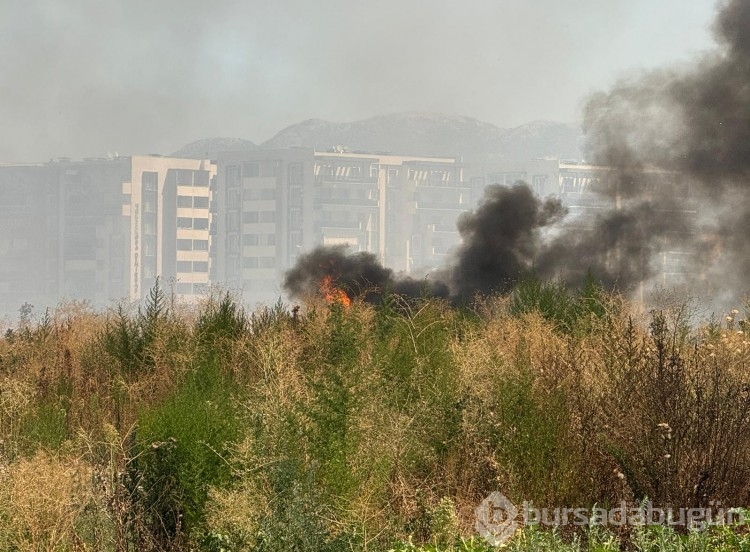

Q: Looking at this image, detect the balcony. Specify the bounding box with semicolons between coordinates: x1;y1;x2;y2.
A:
314;198;378;208
315;220;363;231
415;201;467;211
426;223;457;233
315;175;378;185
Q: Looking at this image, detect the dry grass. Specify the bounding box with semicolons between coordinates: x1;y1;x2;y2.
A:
0;289;749;550
0;450;94;551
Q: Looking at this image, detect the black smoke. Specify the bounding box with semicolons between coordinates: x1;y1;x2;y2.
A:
286;0;750;306
284;184;563;304
443;184;564;300
283;246;449;304
536;198;693;291
578;0;750;301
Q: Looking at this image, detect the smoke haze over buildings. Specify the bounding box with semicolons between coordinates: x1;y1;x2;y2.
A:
579;0;750;302
284;0;750;306
3;0;748;314
1;0;715;163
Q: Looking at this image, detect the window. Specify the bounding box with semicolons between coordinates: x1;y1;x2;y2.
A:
193;218;209;230
193;196;209;209
317;163;333;178
177;261;192;273
193;239;209;251
226;165;241;188
193;261;209;272
177;217;192;229
142;172;158;192
243;162;259;178
194;170;209;187
288;163;303;185
176;169;194;185
259;257;275;268
243;211;259;223
228;188;241;206
243;257;259;268
532;175;548;195
143;236;156;257
243;188;259;200
266;234;276;246
244;234;259;246
260;211;275;223
143;196;157;213
177;239;192;251
177;196;192;208
143;218;156;234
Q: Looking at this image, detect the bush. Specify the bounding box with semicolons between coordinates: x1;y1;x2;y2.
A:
1;285;750;550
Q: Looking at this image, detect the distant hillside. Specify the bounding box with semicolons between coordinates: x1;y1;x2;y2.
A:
261;112;512;159
171;113;583;163
261;112;583;162
494;120;583;162
170;137;256;159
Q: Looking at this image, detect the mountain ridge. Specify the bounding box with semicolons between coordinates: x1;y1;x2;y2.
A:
172;112;583;162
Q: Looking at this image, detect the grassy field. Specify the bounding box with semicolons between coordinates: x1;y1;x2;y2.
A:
0;279;748;550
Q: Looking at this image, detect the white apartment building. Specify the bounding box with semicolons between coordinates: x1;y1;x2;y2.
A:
213;148;469;304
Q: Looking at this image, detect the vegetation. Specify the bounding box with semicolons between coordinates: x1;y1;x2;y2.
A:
0;280;749;550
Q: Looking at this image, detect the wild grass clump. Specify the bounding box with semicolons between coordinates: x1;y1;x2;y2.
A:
0;281;749;550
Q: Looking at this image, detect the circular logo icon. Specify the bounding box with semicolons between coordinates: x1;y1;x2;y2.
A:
475;491;519;545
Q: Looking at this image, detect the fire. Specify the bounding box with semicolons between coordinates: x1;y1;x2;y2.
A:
320;275;352;308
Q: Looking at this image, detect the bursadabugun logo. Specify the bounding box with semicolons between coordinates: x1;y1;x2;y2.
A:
474;491;519;545
475;490;750;546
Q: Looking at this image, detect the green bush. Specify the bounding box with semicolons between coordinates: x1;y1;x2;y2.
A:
131;358;243;547
3;283;750;551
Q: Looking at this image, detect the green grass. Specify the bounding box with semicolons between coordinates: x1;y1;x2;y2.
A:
1;281;749;551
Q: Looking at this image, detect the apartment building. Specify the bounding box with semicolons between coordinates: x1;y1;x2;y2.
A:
0;156;216;317
0;162;65;314
0;147;707;315
382;157;469;272
213;148;469;304
125;155;215;300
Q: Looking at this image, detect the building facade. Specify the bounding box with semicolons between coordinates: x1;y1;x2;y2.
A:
125;155;216;300
0;148;702;316
213;148;469;304
0;156;216;317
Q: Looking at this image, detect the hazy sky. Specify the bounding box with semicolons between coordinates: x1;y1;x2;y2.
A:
1;0;718;162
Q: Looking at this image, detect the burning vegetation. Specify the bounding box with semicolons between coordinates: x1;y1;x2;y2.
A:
286;0;750;309
319;274;352;308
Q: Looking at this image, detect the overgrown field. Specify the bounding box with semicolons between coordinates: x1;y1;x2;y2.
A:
0;280;749;551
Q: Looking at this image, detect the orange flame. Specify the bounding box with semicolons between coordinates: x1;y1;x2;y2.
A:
320;275;352;308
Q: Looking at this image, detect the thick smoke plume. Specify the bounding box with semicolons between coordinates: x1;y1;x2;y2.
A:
578;0;750;302
284;247;449;304
286;0;750;306
285;184;563;303
444;184;564;300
